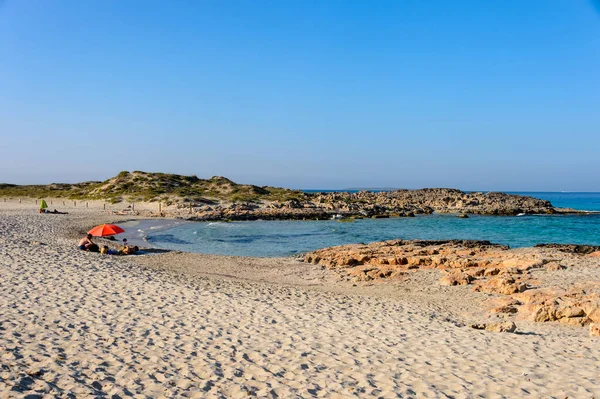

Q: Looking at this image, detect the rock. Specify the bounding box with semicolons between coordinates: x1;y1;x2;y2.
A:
440;272;474;286
586;307;600;323
546;262;566;271
590;323;600;337
464;268;486;278
473;276;528;295
498;267;522;275
512;285;600;329
486;321;517;333
457;213;469;218
556;306;585;319
483;267;501;277
471;321;516;333
492;305;518;314
558;317;589;327
532;304;558;323
534;243;600;255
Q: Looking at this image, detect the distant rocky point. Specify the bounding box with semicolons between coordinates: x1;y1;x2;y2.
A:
0;170;565;219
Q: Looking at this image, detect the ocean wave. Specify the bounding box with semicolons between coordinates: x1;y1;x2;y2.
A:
207;222;230;227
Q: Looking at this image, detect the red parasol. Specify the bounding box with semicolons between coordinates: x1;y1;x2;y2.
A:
88;224;125;237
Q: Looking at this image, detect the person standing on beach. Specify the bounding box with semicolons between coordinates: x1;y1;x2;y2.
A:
78;234;94;250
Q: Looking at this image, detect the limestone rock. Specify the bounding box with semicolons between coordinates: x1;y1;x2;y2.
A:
513;285;600;327
440;272;473;286
487;321;517;333
587;307;600;323
492;305;518;314
483;267;501;277
546;262;566;271
534;244;600;255
558;317;589;327
471;322;517;333
473;276;528;295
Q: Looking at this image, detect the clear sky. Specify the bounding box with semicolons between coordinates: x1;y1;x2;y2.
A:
1;0;599;191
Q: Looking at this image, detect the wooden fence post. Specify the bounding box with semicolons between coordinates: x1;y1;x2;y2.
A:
103;204;106;210
74;201;76;207
86;202;88;208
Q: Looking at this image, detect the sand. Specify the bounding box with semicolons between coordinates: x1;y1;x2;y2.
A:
1;200;599;398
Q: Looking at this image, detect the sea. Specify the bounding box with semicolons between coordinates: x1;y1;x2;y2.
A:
122;192;600;257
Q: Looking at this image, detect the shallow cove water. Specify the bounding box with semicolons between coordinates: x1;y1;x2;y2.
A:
121;192;600;257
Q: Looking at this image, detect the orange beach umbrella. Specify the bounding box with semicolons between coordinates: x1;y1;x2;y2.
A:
88;224;125;237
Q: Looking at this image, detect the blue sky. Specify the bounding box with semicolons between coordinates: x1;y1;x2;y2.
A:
1;0;599;191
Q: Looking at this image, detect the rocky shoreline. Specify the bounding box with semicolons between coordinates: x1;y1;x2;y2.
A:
180;189;558;221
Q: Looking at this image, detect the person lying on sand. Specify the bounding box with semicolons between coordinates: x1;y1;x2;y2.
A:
49;209;68;214
119;245;139;255
78;234;94;250
41;209;69;214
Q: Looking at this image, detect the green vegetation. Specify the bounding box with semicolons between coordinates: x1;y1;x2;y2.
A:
0;171;308;204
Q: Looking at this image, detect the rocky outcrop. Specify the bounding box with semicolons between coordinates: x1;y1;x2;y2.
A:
303;239;537;283
304;239;600;335
508;285;600;328
303;189;554;218
534;244;600;255
181;189;554;220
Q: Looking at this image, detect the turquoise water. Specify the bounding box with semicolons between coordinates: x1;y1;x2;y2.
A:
134;193;600;257
509;192;600;211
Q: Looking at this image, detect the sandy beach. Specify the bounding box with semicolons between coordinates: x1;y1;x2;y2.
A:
1;202;599;398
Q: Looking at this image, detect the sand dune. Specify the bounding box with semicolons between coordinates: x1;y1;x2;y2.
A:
1;204;599;398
